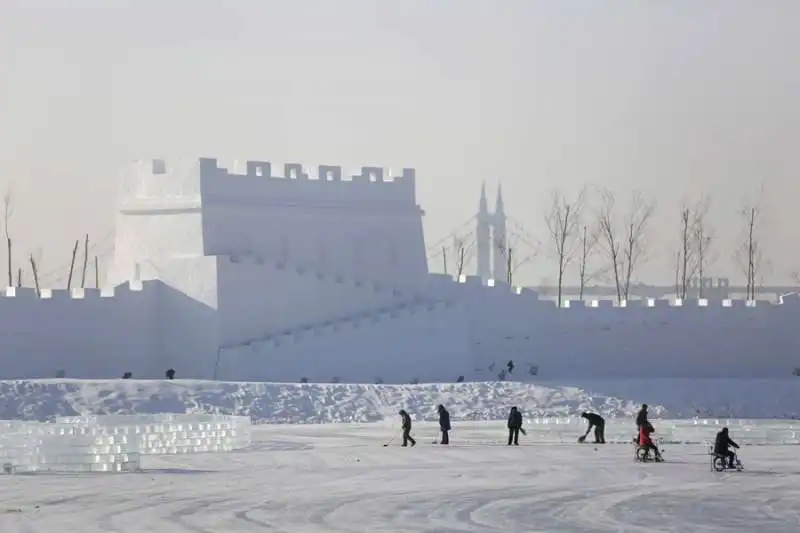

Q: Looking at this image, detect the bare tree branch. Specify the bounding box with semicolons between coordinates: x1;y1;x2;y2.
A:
2;189;13;287
452;236;475;280
494;237;536;287
597;189;623;303
691;194;714;298
577;222;603;300
734;187;766;300
621;191;655;301
597;189;655;303
545;188;586;307
678;204;693;299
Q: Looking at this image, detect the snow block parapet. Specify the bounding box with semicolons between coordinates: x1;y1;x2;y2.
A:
0;281;145;300
199;158;415;185
455;276;800;309
119;159;203;204
198;158;418;208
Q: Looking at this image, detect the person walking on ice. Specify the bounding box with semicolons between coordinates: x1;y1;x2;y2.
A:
579;411;605;444
437;404;451;445
398;410;416;447
507;406;524;445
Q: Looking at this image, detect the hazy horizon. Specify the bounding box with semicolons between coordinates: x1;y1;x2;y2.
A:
2;0;799;289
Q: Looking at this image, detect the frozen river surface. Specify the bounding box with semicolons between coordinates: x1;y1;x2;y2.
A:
2;422;799;532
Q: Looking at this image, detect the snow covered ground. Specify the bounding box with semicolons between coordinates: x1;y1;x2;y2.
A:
2;423;799;532
2;378;800;422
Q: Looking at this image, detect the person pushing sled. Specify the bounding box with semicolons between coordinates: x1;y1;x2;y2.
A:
635;421;664;462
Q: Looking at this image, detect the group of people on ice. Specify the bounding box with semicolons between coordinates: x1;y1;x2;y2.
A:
397;402;740;465
398;404;451;446
397;404;604;447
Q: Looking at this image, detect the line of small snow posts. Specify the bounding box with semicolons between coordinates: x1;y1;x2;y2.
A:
0;414;251;474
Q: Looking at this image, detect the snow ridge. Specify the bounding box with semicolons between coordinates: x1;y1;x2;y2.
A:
1;379;798;423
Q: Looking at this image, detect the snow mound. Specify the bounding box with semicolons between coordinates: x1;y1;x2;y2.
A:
0;379;798;423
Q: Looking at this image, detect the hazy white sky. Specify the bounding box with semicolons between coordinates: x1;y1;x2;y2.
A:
1;0;799;287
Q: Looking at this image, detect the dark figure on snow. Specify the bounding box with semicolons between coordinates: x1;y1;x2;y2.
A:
122;371;132;379
639;421;663;462
437;404;451;445
580;412;605;443
714;427;739;468
507;406;523;445
165;368;175;380
636;404;648;428
399;409;416;447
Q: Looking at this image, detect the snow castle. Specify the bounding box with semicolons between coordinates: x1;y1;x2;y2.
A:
0;157;798;382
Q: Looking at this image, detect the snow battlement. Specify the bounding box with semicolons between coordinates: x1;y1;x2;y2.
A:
197;158;418;209
452;274;800;309
200;158;414;185
117;157;419;212
118;159;203;208
0;281;146;300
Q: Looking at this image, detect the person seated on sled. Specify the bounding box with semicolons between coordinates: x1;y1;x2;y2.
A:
714;427;739;468
579;412;605;444
639;421;663;461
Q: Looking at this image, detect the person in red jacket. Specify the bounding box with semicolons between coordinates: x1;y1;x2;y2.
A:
638;421;663;462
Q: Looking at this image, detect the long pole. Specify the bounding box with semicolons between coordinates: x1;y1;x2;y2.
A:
80;234;89;288
67;239;79;289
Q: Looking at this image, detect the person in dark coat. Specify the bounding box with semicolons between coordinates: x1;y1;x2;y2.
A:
437;404;451;445
714;427;739;468
580;412;605;443
636;404;648;428
399;409;416;447
507;406;523;445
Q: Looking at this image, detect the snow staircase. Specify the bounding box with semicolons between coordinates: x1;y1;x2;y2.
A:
219;254;452;353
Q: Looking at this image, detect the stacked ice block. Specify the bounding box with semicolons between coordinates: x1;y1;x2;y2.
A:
0;420;140;473
0;414;251;474
55;414;252;454
54;414;252;454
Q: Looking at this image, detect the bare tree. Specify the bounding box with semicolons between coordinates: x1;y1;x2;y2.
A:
621;191;655;301
577;223;602;300
494;238;536;287
597;189;655;303
734;204;763;301
597;190;623;303
691;195;714;298
672;195;714;299
545;189;585;307
452;236;475;281
2;189;13;287
677;205;693;299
